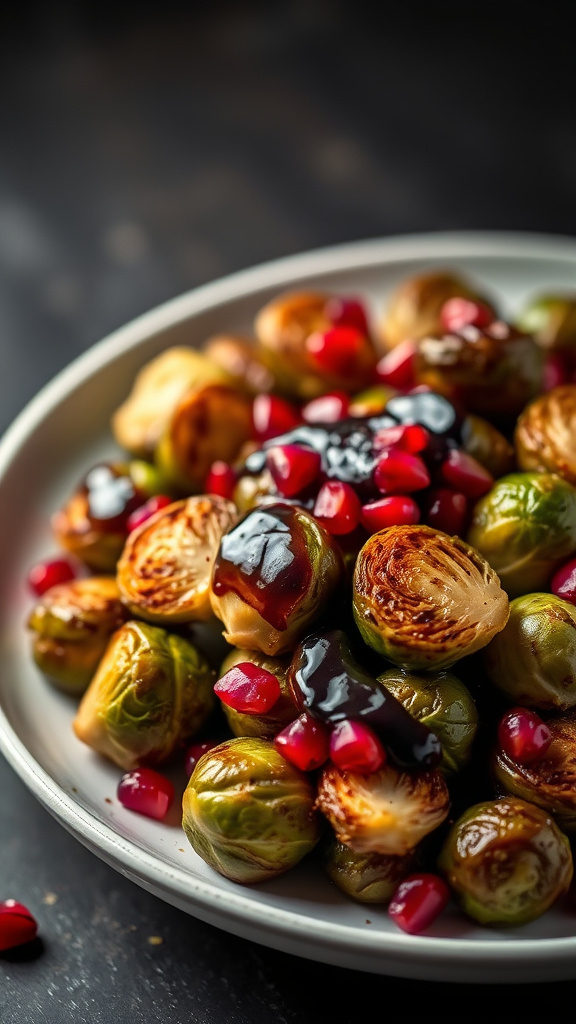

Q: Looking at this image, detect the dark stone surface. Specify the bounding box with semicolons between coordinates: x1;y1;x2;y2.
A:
2;2;576;1019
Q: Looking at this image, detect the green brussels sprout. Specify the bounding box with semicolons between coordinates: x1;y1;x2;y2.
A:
352;524;509;671
321;834;419;904
437;796;573;927
181;736;322;883
377;667;479;777
515;293;576;352
210;502;343;656
73;620;216;770
217;647;299;740
483;593;576;710
467;472;576;598
460;414;516;479
27;576;129;696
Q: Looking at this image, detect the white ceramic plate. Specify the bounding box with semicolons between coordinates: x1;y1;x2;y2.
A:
2;230;576;985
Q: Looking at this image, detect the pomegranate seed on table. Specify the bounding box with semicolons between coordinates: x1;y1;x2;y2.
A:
214;662;281;713
0;900;38;952
204;460;238;500
498;707;553;764
373;450;430;495
126;494;173;533
27;555;80;596
374;338;417;390
551;557;576;604
329;719;386;773
265;444;322;497
184;740;220;777
388;873;451;934
301;390;350;424
313;480;362;535
252;393;301;442
360;495;420;532
372;422;430;455
422;486;468;536
440;296;494;331
306;325;367;378
117;767;175;820
439;448;494;499
274;713;330;771
323;295;370;335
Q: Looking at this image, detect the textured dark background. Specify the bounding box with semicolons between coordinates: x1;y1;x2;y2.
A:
2;2;576;1020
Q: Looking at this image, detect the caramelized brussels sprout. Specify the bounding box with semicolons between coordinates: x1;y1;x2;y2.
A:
27;576;129;695
352;524;509;671
515;293;576;352
460;414;516;479
321;834;419;904
181;736;321;883
515;384;576;485
202;333;278;394
315;761;450;856
483;593;576;710
216;647;299;739
210;502;343;656
73;620;215;770
437;796;573;926
377;667;479;777
467;472;576;598
117;495;238;624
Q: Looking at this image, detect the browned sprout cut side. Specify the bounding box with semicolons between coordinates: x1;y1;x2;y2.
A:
515;384;576;486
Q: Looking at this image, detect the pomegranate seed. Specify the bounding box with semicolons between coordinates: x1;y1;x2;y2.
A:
372;423;430;454
313;480;362;535
388;873;450;934
301;390;350;424
498;707;553;764
373;450;430;495
117;768;174;820
184;740;220;777
360;495;420;532
126;494;173;533
375;338;418;390
439;448;493;499
306;325;366;378
422;487;468;535
214;662;281;713
551;557;576;604
265;444;322;498
440;296;494;331
252;393;301;442
329;719;386;773
27;555;79;596
324;295;370;335
204;460;237;500
543;352;572;391
274;713;330;771
0;900;38;952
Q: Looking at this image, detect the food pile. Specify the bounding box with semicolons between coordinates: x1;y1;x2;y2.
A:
26;268;576;935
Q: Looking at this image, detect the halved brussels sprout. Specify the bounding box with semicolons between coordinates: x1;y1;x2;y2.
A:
210;502;343;656
515;293;576;352
483;593;576;710
315;761;450;856
467;472;576;598
377;667;479;777
117;495;238;624
27;576;129;695
216;647;299;739
321;834;419;904
460;414;516;479
352;524;509;671
437;796;573;926
515;384;576;485
181;736;322;883
73;620;215;770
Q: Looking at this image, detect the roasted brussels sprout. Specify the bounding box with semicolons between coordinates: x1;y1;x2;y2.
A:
460;414;516;479
352;524;509;671
483;593;576;710
467;471;576;598
515;293;576;352
377;667;479;777
321;834;419;904
515;384;576;485
315;761;450;856
210;502;343;656
73;620;215;770
202;333;278;394
117;494;238;624
437;796;573;926
492;710;576;834
216;647;299;739
181;736;322;883
27;576;129;695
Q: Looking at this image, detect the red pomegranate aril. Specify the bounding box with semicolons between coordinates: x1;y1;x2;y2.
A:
324;295;370;335
423;487;468;536
329;719;386;773
360;495;420;532
274;712;330;771
301;390;350;424
372;423;430;455
117;768;175;820
27;555;79;596
388;873;450;934
373;450;430;495
184;740;220;777
498;707;553;764
0;900;38;952
439;448;493;499
440;296;494;332
265;444;322;498
313;480;362;535
375;338;418;390
252;393;301;442
204;460;238;500
214;662;281;714
306;325;366;378
126;494;173;533
551;557;576;604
